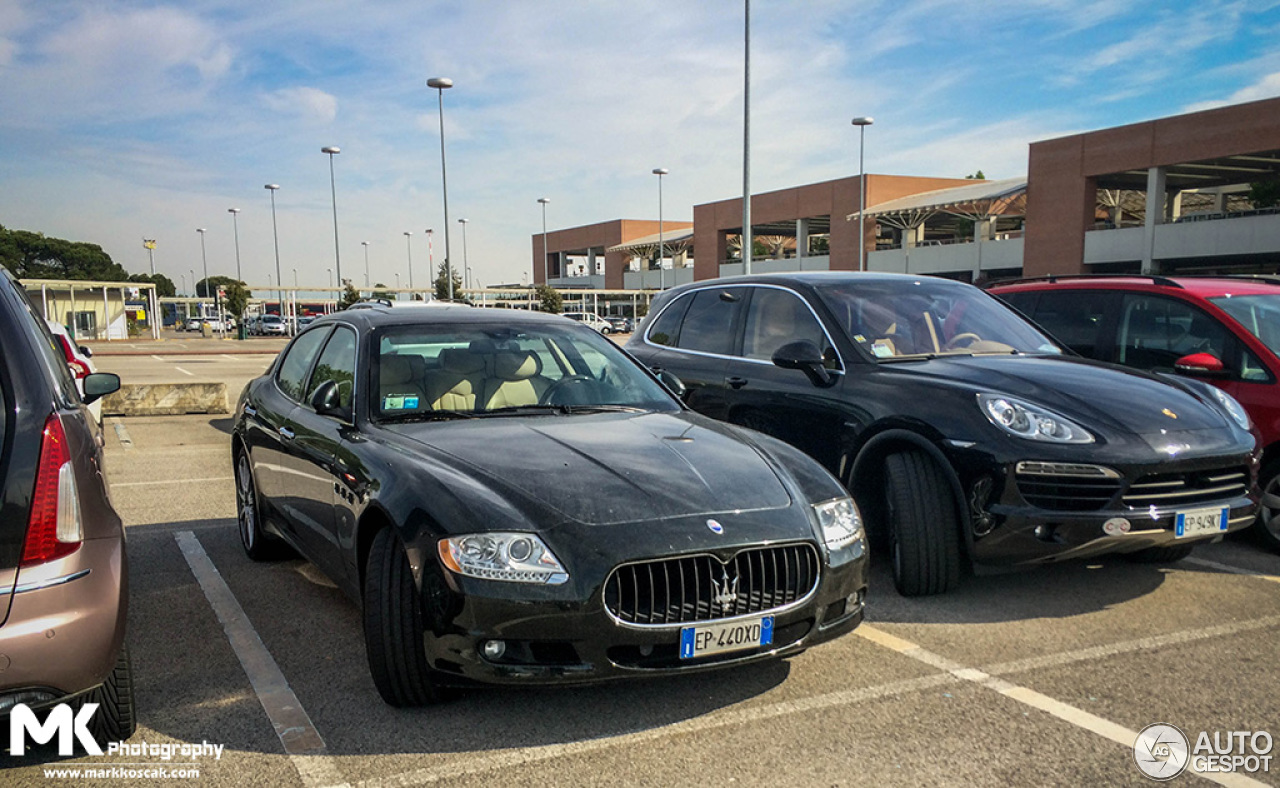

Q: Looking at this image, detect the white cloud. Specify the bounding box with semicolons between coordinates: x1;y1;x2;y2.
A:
1184;71;1280;113
262;87;338;124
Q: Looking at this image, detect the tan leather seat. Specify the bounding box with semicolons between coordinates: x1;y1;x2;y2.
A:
483;351;550;409
379;355;428;412
424;348;486;411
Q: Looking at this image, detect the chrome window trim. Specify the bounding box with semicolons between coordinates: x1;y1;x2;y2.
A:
641;283;846;374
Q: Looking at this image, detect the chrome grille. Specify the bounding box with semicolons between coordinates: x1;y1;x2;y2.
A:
1123;467;1250;509
1015;475;1123;511
604;543;820;627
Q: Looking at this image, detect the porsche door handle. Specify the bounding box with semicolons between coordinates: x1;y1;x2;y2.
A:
278;426;295;440
727;376;749;389
243;404;258;417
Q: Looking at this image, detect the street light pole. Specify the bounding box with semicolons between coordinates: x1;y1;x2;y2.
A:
196;228;217;329
362;241;370;288
458;218;469;294
227;208;243;283
653;169;668;290
322;146;343;290
265;184;284;320
142;239;156;276
852;117;874;271
404;231;414;291
537;197;551;285
742;0;752;275
427;77;455;301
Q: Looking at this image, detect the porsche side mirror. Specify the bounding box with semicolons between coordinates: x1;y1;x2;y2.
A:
1174;352;1231;379
772;340;833;387
310;379;350;420
658;370;688;402
82;372;120;405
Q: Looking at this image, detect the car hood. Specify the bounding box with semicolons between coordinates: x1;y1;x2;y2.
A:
382;411;794;525
898;355;1232;436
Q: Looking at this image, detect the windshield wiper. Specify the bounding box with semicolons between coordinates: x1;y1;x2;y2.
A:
559;404;647;413
479;404;648;417
379;410;475;423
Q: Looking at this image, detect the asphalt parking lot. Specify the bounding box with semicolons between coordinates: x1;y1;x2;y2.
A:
7;347;1280;787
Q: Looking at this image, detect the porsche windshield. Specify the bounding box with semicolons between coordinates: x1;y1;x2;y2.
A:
375;322;679;418
815;278;1063;359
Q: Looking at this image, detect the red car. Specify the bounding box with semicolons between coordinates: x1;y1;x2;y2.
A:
990;275;1280;550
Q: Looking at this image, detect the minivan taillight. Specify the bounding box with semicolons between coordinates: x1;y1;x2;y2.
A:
55;335;90;379
22;414;83;566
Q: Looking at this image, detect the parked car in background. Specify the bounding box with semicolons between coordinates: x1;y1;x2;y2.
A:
628;272;1260;596
257;314;288;336
606;316;634;334
244;315;261;335
231;304;868;705
184;317;203;332
990;274;1280;551
46;319;102;424
562;311;613;334
0;267;133;748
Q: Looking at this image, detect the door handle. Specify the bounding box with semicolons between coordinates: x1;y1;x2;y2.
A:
243;404;258;417
278;426;295;440
727;376;749;389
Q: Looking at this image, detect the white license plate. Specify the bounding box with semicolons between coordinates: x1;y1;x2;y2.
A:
679;616;774;659
1175;506;1228;539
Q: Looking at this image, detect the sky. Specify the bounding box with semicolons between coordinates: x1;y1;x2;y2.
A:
1;0;1279;293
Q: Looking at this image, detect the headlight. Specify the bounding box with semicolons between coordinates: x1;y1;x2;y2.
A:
978;393;1094;444
814;497;863;550
438;533;569;585
1208;386;1251;431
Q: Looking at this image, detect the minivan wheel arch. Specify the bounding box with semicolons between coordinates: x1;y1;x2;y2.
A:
846;429;974;560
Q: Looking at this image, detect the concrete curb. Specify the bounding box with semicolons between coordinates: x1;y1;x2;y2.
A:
102;382;229;416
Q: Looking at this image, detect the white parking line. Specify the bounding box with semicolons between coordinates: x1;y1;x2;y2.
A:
1185;556;1280;585
174;531;348;788
111;476;233;488
857;625;1270;787
111;421;133;451
174;366;195;376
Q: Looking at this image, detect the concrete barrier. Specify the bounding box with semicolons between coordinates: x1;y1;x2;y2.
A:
101;382;229;416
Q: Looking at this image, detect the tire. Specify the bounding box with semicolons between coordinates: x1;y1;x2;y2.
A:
884;450;961;596
1125;544;1195;563
363;527;447;707
235;448;288;561
79;644;137;748
1253;459;1280;552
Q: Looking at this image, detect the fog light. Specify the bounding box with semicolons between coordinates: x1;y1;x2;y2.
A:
482;640;506;660
638;644;654;657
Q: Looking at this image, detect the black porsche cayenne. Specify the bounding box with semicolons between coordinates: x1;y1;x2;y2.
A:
231;303;868;705
627;272;1260;597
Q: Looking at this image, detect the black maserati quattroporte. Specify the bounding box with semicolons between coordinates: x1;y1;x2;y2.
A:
231;303;868;705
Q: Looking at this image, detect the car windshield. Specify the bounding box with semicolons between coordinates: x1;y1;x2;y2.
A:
815;278;1063;359
1209;294;1280;357
263;315;281;324
375;322;680;419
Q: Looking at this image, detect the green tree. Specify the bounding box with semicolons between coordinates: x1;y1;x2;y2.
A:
128;272;177;297
194;275;241;298
535;283;563;313
223;281;250;319
1249;180;1280;209
338;283;361;310
966;170;987;180
433;260;463;301
0;224;129;281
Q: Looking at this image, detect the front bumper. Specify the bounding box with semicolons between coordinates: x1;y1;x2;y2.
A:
418;539;869;687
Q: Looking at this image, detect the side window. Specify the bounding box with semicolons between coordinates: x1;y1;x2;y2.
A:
276;328;332;403
1027;290;1108;359
1116;295;1232;372
674;288;742;356
645;296;692;347
741;288;836;368
996;291;1038;319
308;327;357;409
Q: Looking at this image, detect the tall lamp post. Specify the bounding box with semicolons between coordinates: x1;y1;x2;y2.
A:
142;239;156;276
403;231;414;291
742;0;752;275
322;146;343;290
227;208;243;283
537;197;551;285
427;77;455;301
361;241;370;288
196;228;217;328
188;269;195;299
653;168;668;290
852;116;874;271
457;218;469;293
265;184;284;320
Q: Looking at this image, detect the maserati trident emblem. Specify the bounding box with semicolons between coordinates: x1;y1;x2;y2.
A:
713;570;740;613
706;519;724;535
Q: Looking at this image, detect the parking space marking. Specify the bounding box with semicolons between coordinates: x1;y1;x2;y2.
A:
112;476;233;488
355;672;960;788
174;366;195;376
1185;556;1280;585
175;531;348;788
856;625;1269;787
110;420;134;451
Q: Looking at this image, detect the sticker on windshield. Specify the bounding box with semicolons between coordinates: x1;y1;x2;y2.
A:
870;342;894;358
383;394;420;410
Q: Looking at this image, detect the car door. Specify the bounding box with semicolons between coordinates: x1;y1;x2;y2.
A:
283;325;358;582
253;327;332;538
649;287;747;420
1015;289;1119;362
720;285;849;469
1112;292;1248;399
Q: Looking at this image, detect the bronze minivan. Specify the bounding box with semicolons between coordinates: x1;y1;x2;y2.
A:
0;267;133;748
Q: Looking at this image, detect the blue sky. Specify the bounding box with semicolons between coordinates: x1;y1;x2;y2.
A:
1;0;1278;291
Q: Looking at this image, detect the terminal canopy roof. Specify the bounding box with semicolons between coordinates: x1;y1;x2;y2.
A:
847;177;1027;229
606;227;695;254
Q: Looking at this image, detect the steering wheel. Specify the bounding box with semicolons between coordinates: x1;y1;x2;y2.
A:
539;375;593;405
943;332;982;351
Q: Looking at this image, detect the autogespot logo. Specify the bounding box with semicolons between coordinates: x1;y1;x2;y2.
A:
1134;723;1190;781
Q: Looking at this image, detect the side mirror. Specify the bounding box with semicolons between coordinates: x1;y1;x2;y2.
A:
657;370;688;401
310;379;350;420
1174;352;1230;379
772;340;834;387
82;372;120;404
78;345;93;358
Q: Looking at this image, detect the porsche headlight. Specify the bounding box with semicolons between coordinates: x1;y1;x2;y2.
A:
1208;386;1251;431
978;393;1094;444
814;497;863;550
438;533;569;585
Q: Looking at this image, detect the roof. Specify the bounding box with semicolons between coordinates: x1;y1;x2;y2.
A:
989;275;1280;297
314;304;568;329
846;177;1027;224
606;227;695;253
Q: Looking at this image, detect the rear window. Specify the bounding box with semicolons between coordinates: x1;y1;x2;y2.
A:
4;276;78;407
